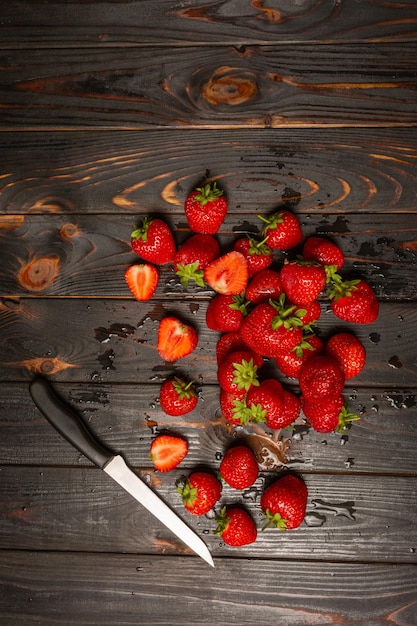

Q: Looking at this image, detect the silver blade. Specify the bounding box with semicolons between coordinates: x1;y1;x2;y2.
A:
104;455;214;567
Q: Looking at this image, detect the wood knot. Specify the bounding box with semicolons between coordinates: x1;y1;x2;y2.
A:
17;255;60;292
60;222;80;239
0;216;25;231
201;66;258;106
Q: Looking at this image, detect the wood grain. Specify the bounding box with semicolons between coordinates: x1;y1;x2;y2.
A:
1;45;417;128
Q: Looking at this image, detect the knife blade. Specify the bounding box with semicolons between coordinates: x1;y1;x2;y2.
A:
29;376;214;567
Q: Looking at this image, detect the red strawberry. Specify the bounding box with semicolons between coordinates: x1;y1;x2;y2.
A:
261;473;308;530
239;297;304;358
174;233;220;287
159;376;198;416
259;210;302;251
157;316;198;362
217;349;262;397
302;396;360;433
216;331;249;365
130;217;176;265
325;332;366;379
233;236;273;277
149;434;188;472
206;293;249;333
329;278;379;324
204;251;249;295
245;268;283;304
215;506;257;547
303;236;344;271
280;258;327;305
246;379;289;430
124;263;158;301
219;388;253;425
299;355;345;402
184;181;228;234
275;334;324;379
177;472;221;516
291;299;321;330
281;389;302;425
219;445;259;489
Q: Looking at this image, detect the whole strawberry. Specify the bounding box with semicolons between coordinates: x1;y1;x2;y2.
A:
302;236;344;271
259;210;302;251
206;293;249;333
159;376;198;416
325;332;366;379
215;506;257;547
177;472;222;516
217;349;262;397
216;331;249;365
299;355;345;402
130;217;176;265
245;268;283;305
329;278;379;324
233;236;273;277
220;445;259;489
174;233;220;287
302;396;360;433
246;379;290;430
184;181;228;234
280;258;327;305
275;334;324;379
261;473;308;530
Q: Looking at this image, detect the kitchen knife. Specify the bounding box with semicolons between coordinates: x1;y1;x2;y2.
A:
29;376;214;567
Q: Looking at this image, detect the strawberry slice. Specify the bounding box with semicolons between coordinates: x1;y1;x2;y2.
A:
157;316;198;362
150;434;188;472
204;251;248;295
125;264;158;301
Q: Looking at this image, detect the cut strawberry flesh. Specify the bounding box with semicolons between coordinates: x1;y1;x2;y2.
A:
204;251;248;295
150;435;188;472
157;317;198;362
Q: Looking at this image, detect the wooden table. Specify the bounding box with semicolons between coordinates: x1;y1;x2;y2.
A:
1;2;417;624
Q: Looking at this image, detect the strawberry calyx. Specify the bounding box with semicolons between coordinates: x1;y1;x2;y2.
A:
175;261;206;287
214;506;231;536
229;293;250;315
171;377;197;401
246;236;272;257
177;480;198;508
336;406;361;433
291;333;318;358
231;398;255;425
270;294;307;331
194;182;224;206
232;358;260;392
328;276;361;300
247;401;268;424
262;508;289;531
131;217;152;242
258;211;284;233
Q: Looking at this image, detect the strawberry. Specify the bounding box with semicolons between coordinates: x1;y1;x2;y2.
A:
302;395;360;433
206;293;249;333
233;236;273;277
275;334;324;379
217;349;262;397
216;331;249;365
280;258;327;305
159;376;198;416
184;181;228;234
239;296;304;358
299;355;345;402
245;268;283;305
124;263;158;301
291;298;321;330
325;332;366;379
149;434;188;472
204;251;249;295
174;233;220;287
219;388;253;425
157;316;198;362
130;217;176;265
259;210;302;251
302;236;344;271
215;506;257;547
261;473;308;530
219;445;259;489
281;389;302;424
329;278;379;324
177;471;221;516
246;378;290;430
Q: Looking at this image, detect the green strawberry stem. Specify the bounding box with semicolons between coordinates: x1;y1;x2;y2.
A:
194;182;224;206
262;509;289;531
131;217;152;242
337;406;361;433
232;398;255;425
258;212;284;234
172;377;197;400
214;506;230;536
270;293;307;330
232;358;260;392
247;236;272;256
175;261;206;288
328;276;361;300
177;481;198;508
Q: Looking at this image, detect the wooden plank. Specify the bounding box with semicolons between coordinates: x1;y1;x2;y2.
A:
0;467;416;562
1;129;416;216
1;45;417;128
0;298;415;386
1;382;416;476
1;0;417;47
1;211;416;300
1;551;417;625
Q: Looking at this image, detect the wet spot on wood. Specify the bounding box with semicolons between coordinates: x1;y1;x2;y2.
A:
17;255;60;292
388;355;403;369
94;323;135;343
97;348;116;370
369;332;381;344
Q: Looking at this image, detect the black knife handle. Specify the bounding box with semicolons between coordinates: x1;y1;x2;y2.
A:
29;377;113;469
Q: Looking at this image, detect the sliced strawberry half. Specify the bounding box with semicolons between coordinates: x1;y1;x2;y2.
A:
150;434;188;472
204;251;249;295
125;263;159;301
157;316;198;362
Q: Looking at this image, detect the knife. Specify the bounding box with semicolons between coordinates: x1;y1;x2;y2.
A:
29;376;214;567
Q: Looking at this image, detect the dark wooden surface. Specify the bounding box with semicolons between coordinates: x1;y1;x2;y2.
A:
1;2;417;624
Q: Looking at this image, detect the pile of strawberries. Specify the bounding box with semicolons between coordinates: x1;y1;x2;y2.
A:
125;180;379;547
